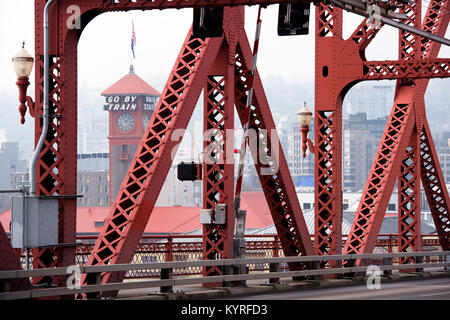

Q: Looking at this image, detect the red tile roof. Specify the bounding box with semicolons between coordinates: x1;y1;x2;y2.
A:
101;68;161;96
0;192;273;235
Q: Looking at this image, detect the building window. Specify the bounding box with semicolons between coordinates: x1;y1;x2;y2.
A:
342;203;349;210
303;203;311;210
387;203;396;211
94;221;104;228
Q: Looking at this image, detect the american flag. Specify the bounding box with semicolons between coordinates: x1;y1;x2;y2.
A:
131;20;137;59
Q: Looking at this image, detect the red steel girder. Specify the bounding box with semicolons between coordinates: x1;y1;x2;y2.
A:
362;58;450;80
313;110;342;259
315;0;449;258
398;0;422;62
343;86;416;255
82;28;224;292
25;1;80;290
419;120;450;250
83;6;313;296
349;18;384;60
202;42;235;278
314;3;344;258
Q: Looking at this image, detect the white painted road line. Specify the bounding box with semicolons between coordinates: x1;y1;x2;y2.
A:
421;291;450;297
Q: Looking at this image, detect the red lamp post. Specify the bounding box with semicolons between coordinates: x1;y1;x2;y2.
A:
12;42;34;124
297;102;315;158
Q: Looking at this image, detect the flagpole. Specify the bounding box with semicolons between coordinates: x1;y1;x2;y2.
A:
130;12;136;67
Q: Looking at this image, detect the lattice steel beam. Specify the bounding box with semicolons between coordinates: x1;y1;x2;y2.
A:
344;86;416;255
314;3;344;260
398;130;422;264
202;47;235;278
362;58;450;80
419;120;450;251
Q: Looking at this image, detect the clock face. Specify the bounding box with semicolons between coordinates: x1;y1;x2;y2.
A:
143;113;150;129
116;113;135;132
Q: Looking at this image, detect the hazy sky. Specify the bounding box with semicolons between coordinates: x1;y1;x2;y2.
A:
0;1;449;156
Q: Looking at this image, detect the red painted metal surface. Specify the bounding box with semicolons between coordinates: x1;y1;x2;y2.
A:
398;130;422;264
234;36;315;263
0;0;448;298
83;7;314;294
314;0;449;261
202;42;235;279
314;3;344;261
82;29;223;292
343;0;450;259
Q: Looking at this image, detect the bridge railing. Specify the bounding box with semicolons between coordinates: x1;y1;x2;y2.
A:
0;250;449;300
11;234;443;278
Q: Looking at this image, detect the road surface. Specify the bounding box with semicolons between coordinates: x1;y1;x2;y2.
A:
220;278;450;300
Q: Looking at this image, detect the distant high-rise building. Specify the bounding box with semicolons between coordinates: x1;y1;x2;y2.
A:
343;113;387;191
0;142;28;189
345;84;394;120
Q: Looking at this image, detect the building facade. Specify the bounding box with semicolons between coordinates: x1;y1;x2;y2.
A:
0;142;28;190
101;65;161;201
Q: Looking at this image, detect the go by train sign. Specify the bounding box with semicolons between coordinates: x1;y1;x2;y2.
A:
103;95;158;112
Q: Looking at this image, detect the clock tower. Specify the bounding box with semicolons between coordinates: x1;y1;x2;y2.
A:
101;65;160;203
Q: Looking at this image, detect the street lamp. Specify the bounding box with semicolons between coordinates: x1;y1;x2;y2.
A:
12;42;34;124
297;101;315;158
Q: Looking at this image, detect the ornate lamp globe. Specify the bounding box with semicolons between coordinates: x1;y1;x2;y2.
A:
12;42;34;78
297;102;313;127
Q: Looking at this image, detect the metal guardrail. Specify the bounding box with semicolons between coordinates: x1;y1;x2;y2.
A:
1;251;449;300
11;234;442;278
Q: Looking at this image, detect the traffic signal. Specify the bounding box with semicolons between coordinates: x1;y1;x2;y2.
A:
193;7;224;39
177;162;202;181
277;3;311;36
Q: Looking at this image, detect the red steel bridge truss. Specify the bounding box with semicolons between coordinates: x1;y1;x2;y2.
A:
0;0;449;297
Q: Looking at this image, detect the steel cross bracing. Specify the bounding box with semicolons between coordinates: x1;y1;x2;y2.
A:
314;0;450;262
342;0;450;258
79;7;314;297
0;0;315;295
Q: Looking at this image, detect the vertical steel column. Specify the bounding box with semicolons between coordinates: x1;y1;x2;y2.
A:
314;3;343;259
202;44;235;279
31;1;78;291
396;0;422;262
398;129;422;264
